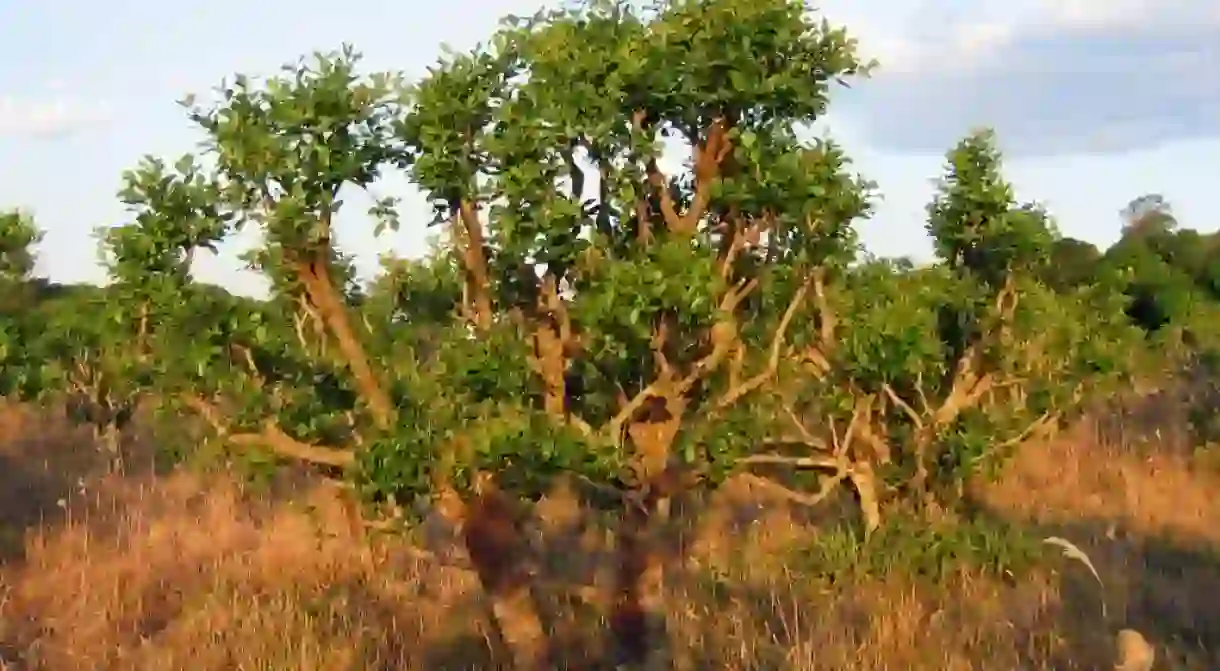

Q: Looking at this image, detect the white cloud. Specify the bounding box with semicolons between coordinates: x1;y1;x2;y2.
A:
821;0;1220;156
0;96;114;138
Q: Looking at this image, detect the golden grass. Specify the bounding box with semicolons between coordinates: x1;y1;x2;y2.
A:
2;406;1219;670
981;424;1220;545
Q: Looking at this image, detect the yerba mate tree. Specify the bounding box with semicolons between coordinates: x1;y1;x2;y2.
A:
745;130;1140;535
103;47;578;669
392;0;873;664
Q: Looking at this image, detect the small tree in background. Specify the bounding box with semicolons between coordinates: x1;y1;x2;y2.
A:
0;210;44;399
0;213;142;459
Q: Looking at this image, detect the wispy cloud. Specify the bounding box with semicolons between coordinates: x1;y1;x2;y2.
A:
823;0;1220;157
0;96;114;138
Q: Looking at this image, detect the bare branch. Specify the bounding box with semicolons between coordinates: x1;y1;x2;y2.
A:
736;472;847;509
738;454;844;470
295;255;393;430
993;410;1059;452
783;402;821;447
645;158;686;234
455;201;494;330
715;275;810;410
838;393;873;454
229;422;355;468
603;381;663;443
811;266;836;348
183;396;355;468
881;383;923;429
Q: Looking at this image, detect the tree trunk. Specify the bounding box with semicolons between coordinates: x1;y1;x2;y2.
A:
610;487;668;668
610;406;684;667
461;480;550;670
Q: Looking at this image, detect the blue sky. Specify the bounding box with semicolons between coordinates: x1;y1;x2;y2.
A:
2;0;1218;296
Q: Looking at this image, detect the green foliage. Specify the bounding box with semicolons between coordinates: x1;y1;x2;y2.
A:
1041;237;1101;291
792;513;1045;584
927;129;1056;287
0;209;41;285
183;45;405;257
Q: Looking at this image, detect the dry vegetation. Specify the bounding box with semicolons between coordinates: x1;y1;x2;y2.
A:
1;403;1217;670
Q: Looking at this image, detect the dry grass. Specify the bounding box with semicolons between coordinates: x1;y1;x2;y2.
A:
982;424;1220;545
975;424;1220;669
1;405;1219;670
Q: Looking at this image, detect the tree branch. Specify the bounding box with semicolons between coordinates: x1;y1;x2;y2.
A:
994;410;1059;452
601;275;762;440
736;472;847;509
295;254;394;431
183;396;355;468
714;275;810;410
811;267;836;348
645;158;685;234
455;200;494;330
532;273;570;420
738;454;843;470
684;118;732;232
881;383;923;430
640;117;732;237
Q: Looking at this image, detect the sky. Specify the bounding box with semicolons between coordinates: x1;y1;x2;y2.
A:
2;0;1218;296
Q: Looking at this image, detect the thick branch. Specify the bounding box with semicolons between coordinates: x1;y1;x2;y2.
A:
934;352;993;427
183;396;355;468
738;454;843;470
645;158;685;234
640;117;732;238
602;276;760;440
532;273;569;421
456;200;494;330
229;422;355;468
812;267;836;348
295;255;393;431
685;118;732;232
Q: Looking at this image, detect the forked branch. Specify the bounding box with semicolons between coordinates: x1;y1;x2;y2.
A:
602;275;760;440
714;273;811;411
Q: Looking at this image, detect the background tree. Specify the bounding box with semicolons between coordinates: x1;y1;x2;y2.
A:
1041;237;1101;291
0;210;44;399
1121;193;1176;238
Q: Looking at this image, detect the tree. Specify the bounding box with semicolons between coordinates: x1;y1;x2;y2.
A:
0;209;43;317
0;209;40;283
390;1;872;664
1042;237;1101;291
1121;193;1176;238
0;210;44;399
0;213;142;461
737;130;1138;540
